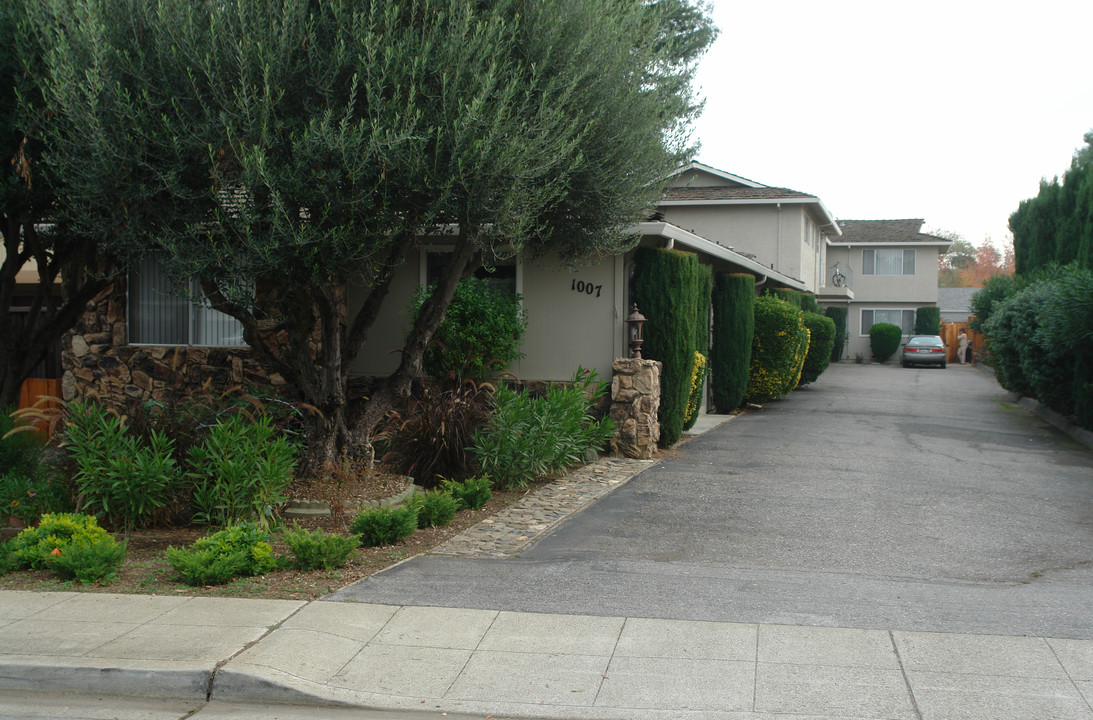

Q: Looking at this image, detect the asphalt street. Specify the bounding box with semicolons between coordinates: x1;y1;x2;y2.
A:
332;363;1093;639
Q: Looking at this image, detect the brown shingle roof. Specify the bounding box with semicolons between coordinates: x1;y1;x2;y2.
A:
834;219;949;244
662;186;818;202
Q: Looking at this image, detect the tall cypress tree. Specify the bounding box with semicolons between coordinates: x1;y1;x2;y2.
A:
631;246;699;446
710;273;754;412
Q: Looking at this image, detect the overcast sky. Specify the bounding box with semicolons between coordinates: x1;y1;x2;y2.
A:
689;1;1091;248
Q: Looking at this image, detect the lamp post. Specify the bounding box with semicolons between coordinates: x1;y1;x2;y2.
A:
625;303;647;359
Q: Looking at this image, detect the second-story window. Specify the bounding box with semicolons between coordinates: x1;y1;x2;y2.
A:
862;248;915;275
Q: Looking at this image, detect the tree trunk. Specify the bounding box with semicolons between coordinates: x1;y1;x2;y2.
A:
350;231;479;464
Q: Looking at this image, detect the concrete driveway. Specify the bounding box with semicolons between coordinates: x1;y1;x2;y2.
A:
333;363;1093;639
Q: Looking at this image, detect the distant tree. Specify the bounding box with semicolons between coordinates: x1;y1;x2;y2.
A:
28;0;717;467
1010;131;1093;275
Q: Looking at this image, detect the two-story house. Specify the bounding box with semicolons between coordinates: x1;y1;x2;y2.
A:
818;219;952;360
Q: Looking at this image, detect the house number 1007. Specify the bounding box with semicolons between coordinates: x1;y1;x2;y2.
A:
571;279;603;298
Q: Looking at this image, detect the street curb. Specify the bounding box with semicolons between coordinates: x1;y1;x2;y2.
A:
1010;392;1093;452
0;659;213;700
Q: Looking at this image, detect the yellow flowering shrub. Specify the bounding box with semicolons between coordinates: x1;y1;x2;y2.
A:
682;351;709;429
744;296;810;404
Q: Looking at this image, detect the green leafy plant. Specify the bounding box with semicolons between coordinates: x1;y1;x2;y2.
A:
744;296;810;404
0;466;73;526
473;367;615;491
0;541;17;575
406;489;459;528
378;379;494;488
46;536;127;585
411;277;528;382
8;512;115;570
282;525;360;570
167;522;278;586
63;402;183;534
187;414;298;527
0;407;45;477
349;505;419;547
441;475;492;511
869;323;903;362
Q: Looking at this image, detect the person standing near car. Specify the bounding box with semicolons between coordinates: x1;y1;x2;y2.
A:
957;328;969;365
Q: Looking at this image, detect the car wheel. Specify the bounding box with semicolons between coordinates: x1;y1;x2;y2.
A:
940;362;946;369
902;361;909;368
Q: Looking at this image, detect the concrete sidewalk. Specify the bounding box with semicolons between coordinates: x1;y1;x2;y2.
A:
3;591;1093;719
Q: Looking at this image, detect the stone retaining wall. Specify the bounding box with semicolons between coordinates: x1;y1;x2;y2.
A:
60;279;281;409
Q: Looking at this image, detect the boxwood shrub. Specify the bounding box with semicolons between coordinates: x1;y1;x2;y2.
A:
744;296;810;404
869;323;902;362
914;306;941;335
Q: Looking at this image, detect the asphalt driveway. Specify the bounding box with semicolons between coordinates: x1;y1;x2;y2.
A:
332;363;1093;638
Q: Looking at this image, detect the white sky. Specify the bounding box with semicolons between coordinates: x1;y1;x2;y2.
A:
689;0;1092;248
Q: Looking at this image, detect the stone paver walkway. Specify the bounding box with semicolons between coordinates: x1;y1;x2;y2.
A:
431;413;734;558
432;457;655;557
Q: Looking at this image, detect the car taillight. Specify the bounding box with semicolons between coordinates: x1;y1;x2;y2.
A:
931;348;945;353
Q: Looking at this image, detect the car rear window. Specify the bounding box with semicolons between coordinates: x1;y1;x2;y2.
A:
908;336;942;346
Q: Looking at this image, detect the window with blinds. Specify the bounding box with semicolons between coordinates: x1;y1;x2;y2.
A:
860;308;915;336
862;248;915;275
128;257;246;347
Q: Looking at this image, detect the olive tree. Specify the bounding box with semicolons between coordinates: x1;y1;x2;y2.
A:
0;0;110;408
30;0;716;467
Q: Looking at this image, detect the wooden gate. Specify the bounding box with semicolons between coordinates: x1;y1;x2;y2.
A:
940;320;983;363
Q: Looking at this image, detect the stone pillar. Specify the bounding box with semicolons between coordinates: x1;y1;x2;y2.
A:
609;358;661;459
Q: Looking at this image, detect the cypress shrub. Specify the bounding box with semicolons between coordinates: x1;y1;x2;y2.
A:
869;323;902;362
694;264;713;355
799;312;835;386
800;294;821;315
711;273;755;412
744;296;810;404
914;306;941;335
631;247;700;446
680;265;713;431
824;306;847;361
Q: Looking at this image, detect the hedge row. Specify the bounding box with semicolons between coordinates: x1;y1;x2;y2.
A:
977;264;1093;428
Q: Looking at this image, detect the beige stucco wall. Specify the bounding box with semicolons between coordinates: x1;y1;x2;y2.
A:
348;250;624;382
514;254;623;381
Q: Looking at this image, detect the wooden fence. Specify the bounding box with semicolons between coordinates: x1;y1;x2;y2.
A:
940;320;983;364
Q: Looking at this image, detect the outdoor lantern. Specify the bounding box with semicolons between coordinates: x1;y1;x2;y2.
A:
626;303;647;359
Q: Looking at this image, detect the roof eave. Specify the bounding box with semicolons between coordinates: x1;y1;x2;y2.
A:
631;222;810;292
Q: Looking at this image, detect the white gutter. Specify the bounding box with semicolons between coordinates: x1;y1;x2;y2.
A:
632;222;809;292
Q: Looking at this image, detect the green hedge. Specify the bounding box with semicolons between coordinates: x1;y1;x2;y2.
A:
681;265;713;431
824;306;847;361
869;323;902;361
711;273;754;412
914;306;941;335
631;247;701;446
744;296;809;404
767;288;802;308
799;312;835;385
